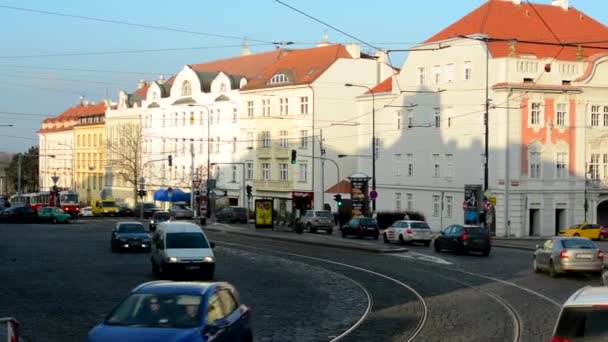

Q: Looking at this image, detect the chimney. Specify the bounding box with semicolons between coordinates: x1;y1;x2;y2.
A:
157;74;166;85
317;31;330;47
501;0;521;4
80;95;89;106
241;38;251;56
345;43;361;59
375;49;390;85
137;79;147;89
551;0;568;10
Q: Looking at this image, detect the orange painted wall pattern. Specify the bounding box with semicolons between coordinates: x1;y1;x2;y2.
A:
520;98;576;176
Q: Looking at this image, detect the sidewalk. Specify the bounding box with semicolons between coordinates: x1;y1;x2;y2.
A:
491;237;608;251
201;222;409;254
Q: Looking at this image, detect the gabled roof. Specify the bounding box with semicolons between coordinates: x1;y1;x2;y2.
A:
424;0;608;61
38;101;107;133
326;180;351;194
190;50;285;80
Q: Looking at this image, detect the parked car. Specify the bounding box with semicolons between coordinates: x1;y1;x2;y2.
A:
533;237;604;277
433;224;491;256
601;225;608;241
151;221;216;279
111;222;152;252
149;211;172;232
603;267;608;286
215;206;248;224
117;205;134;217
87;281;252;342
169;202;194;220
560;223;604;240
299;210;334;234
80;206;93;217
0;206;38;223
340;217;379;239
550;286;608;340
133;203;161;219
38;207;72;224
383;220;433;246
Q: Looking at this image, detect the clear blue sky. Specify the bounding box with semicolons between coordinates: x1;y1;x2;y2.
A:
0;0;605;152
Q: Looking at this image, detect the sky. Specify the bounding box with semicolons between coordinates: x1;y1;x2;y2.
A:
0;0;606;153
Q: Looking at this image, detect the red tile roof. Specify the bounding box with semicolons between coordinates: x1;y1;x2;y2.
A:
190;50;286;79
242;44;355;90
325;180;351;194
367;71;400;94
425;0;608;61
38;101;107;133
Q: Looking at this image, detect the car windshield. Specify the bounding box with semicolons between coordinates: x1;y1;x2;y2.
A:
118;224;147;234
166;233;209;249
105;293;202;328
359;218;378;226
561;239;597;249
315;211;332;217
154;213;171;220
233;208;247;213
411;222;430;229
173;204;191;210
59;194;78;204
102;201;117;208
55;208;65;214
464;226;489;235
554;307;608;338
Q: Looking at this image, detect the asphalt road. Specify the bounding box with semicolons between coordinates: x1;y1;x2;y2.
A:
0;218;604;341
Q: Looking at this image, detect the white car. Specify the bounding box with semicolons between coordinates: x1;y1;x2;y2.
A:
80;207;93;217
383;220;433;246
551;286;608;340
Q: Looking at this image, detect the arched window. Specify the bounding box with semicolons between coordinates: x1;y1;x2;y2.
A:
220;83;227;92
269;73;289;84
181;80;192;96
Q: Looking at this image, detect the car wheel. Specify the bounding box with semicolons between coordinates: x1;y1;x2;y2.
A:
423;241;431;247
67;217;72;224
482;249;490;257
434;241;441;252
549;260;558;278
533;258;540;273
398;234;406;245
51;216;57;224
383;233;389;244
373;231;379;240
341;231;347;238
242;331;253;342
326;229;332;235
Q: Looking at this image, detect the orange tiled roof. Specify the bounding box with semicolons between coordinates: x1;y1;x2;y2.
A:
190;50;286;79
326;180;351;194
242;44;355;90
367;71;400;94
425;0;608;61
38;101;107;133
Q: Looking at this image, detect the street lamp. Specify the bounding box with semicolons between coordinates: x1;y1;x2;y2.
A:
344;83;376;213
338;154;373;159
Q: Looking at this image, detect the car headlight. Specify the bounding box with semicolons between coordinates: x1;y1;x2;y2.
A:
103;210;108;213
168;257;178;263
150;220;155;224
203;256;215;263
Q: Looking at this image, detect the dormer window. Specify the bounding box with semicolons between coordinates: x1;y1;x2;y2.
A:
220;83;227;92
152;92;157;100
269;73;289;85
181;81;192;96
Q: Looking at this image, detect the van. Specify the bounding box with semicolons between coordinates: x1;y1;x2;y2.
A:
92;197;119;216
150;221;216;280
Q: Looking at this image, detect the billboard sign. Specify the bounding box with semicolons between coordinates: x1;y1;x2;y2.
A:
254;199;274;229
464;184;483;225
349;175;370;217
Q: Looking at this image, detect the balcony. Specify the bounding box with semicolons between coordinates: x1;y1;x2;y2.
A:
258;147;272;158
253;179;293;192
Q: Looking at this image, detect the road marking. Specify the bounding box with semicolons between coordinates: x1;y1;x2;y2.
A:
216;240;428;342
392;252;453;265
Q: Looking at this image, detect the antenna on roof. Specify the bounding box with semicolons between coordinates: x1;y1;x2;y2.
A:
317;29;330;47
241;37;251;56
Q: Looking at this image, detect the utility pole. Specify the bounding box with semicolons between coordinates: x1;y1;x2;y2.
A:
484;37;490;193
320;129;325;210
190;140;196;218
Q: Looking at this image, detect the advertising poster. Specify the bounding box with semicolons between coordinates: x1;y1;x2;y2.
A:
464;184;483;225
350;178;370;217
255;199;274;229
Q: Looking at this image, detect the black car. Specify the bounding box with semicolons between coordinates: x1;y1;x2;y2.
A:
149;211;172;232
117;205;134;217
341;217;380;239
0;206;38;223
133;203;161;219
216;206;248;223
434;224;491;256
110;222;151;252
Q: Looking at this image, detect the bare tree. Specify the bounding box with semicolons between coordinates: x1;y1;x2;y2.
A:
105;123;141;205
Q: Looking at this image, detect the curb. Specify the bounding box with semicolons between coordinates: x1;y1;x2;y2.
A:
202;226;408;254
493;243;535;251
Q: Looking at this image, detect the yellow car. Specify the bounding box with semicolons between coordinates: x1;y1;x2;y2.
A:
559;223;603;240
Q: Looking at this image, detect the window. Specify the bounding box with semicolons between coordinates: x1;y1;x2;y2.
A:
591;105;600;127
246;162;254;180
394;154;402;177
432;154;440;178
231;166;237;182
216;109;220;124
433;65;441;84
406;193;413;211
556;152;567;179
556;103;567;127
432;195;440;217
262;131;271;148
247;132;254;149
175;112;179;126
232;108;237;123
395;193;402;211
299;164;308;182
181;81;192;96
279;98;289;115
417;67;425;85
98;174;103;189
464;61;472;81
604;106;608;127
213;165;220;180
262;163;270;180
396;111;402;130
279;130;288;148
279;163;288;181
247;101;254;117
215;137;220;153
206;293;222;325
445;63;455;83
262;100;270;116
217;289;238;316
603;154;608;181
530;102;542;125
220;83;227;92
300;97;309;114
530;150;541;179
407;109;414;129
445;154;454;178
209;137;214;154
434;109;440;128
590;153;600;180
162;113;166;127
299;130;308;149
232;137;237;153
446;196;453;218
269;73;288;84
190;112;195;125
199;140;203;153
407;154;414;176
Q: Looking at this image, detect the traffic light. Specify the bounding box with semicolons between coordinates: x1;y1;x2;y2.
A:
291;149;297;165
334;194;343;206
246;185;252;197
167;155;172;166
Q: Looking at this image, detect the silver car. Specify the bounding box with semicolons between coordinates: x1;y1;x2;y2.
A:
169;202;194;220
533;237;604;277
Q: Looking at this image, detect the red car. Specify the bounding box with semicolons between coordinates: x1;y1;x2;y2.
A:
600;225;608;240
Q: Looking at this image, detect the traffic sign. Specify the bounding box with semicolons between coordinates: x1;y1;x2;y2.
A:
192;179;202;188
167;187;173;193
489;197;497;206
51;176;59;184
484;200;493;211
369;190;378;200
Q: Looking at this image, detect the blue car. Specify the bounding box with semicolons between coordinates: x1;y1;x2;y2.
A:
88;281;252;342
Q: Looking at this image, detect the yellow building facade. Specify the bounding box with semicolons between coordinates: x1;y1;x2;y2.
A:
74;112;106;205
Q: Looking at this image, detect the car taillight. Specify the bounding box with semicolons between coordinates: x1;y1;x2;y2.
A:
406;228;413;234
560;250;569;259
598;251;605;260
551;337;572;342
461;231;469;241
359;226;364;231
